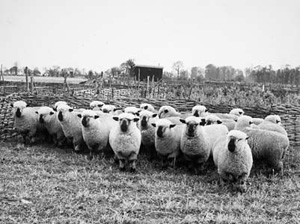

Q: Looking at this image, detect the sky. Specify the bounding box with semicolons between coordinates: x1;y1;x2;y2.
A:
0;0;299;72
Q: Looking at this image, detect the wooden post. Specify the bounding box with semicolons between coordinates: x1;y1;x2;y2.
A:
151;75;155;98
0;64;4;81
146;76;150;98
25;67;29;92
30;69;34;94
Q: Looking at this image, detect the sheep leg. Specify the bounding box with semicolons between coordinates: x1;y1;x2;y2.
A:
129;159;137;172
119;159;126;171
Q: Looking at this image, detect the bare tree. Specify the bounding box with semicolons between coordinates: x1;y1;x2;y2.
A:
172;61;184;77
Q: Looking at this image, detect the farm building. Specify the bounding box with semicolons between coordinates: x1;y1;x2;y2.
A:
134;65;163;82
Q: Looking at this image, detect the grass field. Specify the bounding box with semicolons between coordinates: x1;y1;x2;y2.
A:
1;140;300;224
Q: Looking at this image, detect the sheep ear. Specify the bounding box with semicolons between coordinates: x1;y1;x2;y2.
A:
133;118;139;122
200;118;206;126
10;103;13;107
169;124;176;129
35;111;39;114
69;108;73;112
144;105;148;109
77;114;82;118
151;123;156;127
205;109;208;112
180;119;186;124
50;111;54;115
113;117;119;121
217;120;222;124
94;115;99;119
53;107;57;112
135;112;140;117
152;113;157;118
246;136;249;140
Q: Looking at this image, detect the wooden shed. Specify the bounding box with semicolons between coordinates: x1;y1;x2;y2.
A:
134;65;163;82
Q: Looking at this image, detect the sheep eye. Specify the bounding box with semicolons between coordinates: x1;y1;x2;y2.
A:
276;120;280;123
164;110;168;113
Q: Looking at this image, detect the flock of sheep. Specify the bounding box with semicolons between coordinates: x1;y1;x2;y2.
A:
11;99;289;192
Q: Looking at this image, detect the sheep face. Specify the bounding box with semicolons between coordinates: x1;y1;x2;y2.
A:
191;105;207;117
158;106;178;118
226;130;248;153
139;110;157;129
180;116;205;137
12;101;27;118
102;105;116;113
90;101;104;109
57;105;73;122
124;107;141;116
230;108;245;116
235;115;254;130
205;114;222;125
152;119;176;138
36;107;55;124
114;113;139;133
265;115;281;124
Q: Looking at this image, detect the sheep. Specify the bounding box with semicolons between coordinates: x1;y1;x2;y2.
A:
11;100;47;145
158;105;181;118
205;114;236;131
124;106;141;116
90;100;105;111
191;105;208;117
77;110;117;158
137;110;159;160
35;106;66;146
235;115;289;175
152;118;185;169
101;104;116;113
265;115;282;124
109;113;141;172
56;104;87;152
229;108;245;117
180;116;228;173
213;130;253;192
53;101;68;111
140;103;156;113
205;114;223;125
258;115;287;136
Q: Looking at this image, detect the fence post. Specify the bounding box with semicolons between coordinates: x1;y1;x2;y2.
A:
30;70;34;94
24;67;29;92
146;76;150;98
0;64;4;81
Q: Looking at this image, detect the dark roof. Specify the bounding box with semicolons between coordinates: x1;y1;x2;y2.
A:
135;64;163;69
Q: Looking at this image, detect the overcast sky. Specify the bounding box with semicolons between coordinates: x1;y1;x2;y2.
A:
0;0;299;72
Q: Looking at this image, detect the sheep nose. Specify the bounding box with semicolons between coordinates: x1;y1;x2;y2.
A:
39;115;44;123
58;111;63;121
82;116;88;127
16;108;21;118
121;120;128;132
187;124;196;136
157;126;164;138
141;117;147;127
193;111;199;117
228;138;236;152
